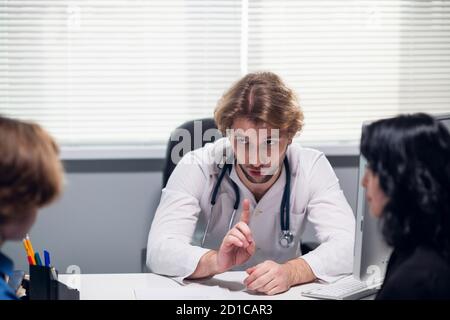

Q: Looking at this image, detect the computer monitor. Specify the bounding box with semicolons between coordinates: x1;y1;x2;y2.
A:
436;113;450;131
353;153;391;284
353;113;450;285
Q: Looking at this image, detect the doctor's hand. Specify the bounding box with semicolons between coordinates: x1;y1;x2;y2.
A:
244;260;294;295
243;258;316;295
216;199;256;273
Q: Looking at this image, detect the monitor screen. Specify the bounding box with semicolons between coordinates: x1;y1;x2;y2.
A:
353;154;391;284
438;118;450;131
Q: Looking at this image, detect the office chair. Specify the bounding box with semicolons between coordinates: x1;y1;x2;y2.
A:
161;118;318;255
162;117;220;188
143;118;220;272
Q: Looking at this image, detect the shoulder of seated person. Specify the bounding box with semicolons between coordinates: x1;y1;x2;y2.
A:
388;245;450;286
0;284;18;300
406;245;450;269
287;143;326;175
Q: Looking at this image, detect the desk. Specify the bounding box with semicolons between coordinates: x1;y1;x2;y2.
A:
58;272;320;300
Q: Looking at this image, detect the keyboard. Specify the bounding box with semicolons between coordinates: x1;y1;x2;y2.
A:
301;276;381;300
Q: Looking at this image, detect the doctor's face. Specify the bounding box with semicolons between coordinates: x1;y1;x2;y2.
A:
229;118;291;184
361;165;389;218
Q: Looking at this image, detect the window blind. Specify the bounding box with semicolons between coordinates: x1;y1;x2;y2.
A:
0;0;242;145
248;0;450;145
1;0;449;147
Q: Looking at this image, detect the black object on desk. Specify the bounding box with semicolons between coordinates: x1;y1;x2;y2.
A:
29;265;79;300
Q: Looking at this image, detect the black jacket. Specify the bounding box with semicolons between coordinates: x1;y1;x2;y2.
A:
376;245;450;300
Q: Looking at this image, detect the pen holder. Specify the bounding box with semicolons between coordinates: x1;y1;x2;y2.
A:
29;265;80;300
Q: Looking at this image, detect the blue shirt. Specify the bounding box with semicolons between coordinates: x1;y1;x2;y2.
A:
0;251;18;300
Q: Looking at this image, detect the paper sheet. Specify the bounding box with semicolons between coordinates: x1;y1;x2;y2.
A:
133;271;281;300
134;286;223;300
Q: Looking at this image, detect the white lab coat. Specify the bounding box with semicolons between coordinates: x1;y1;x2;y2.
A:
147;138;355;283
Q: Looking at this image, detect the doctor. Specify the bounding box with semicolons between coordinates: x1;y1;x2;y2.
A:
147;72;355;295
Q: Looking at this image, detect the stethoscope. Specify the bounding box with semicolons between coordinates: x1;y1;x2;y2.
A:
201;157;294;248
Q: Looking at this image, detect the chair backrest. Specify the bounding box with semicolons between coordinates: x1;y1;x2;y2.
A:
162;118;221;187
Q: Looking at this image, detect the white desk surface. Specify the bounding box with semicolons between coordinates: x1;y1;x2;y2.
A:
59;272;322;300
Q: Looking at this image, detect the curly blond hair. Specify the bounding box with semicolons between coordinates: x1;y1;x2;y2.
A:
214;72;304;139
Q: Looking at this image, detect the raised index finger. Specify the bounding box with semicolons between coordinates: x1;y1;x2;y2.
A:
240;198;251;224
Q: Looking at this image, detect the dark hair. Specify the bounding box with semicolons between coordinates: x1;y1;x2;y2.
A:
361;113;450;260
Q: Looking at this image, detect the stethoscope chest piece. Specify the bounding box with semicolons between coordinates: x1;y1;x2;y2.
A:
279;230;294;248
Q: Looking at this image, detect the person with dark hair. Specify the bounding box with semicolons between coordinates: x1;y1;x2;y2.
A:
360;113;450;299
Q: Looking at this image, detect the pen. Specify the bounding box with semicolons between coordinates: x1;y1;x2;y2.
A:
44;250;51;267
22;238;35;265
50;267;58;280
25;234;36;257
22;238;29;253
34;252;43;266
